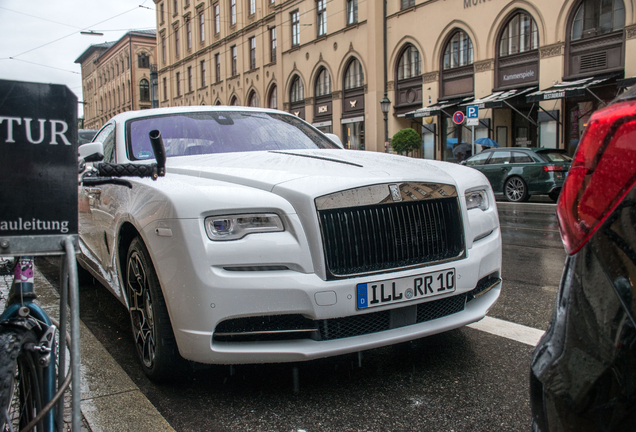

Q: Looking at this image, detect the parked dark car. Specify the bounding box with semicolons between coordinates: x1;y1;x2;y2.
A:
78;128;98;145
463;147;571;202
530;87;636;431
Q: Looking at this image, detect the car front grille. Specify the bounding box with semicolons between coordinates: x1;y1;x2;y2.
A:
212;274;500;343
317;197;465;279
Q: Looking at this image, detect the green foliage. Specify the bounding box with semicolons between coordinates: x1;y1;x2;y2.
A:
390;128;421;155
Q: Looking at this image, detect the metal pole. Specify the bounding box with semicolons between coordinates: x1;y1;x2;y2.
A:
471;125;475;157
383;0;388;149
57;256;68;431
64;237;81;432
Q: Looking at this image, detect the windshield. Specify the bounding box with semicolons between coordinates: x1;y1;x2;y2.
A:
539;151;573;162
126;111;339;160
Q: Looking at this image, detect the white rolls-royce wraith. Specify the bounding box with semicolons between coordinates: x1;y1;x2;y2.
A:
78;106;501;381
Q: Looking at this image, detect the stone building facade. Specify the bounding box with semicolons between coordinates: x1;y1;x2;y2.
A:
153;0;635;159
75;30;157;130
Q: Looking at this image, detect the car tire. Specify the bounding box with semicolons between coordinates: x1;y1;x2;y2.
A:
76;260;95;285
504;176;529;202
125;237;183;382
548;189;560;203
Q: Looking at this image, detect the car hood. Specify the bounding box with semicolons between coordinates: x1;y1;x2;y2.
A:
166;149;462;195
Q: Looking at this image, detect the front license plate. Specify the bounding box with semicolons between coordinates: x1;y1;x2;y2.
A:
356;268;456;309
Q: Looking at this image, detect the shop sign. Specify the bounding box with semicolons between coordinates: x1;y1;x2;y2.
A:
0;79;78;254
498;63;538;88
542;91;566;100
463;0;492;9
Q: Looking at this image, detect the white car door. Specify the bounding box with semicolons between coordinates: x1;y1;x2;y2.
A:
79;122;117;274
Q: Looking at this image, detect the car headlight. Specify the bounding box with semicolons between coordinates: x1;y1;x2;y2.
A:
205;213;284;241
465;189;489;211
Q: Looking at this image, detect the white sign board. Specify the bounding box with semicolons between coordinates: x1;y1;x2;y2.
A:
466;118;479;126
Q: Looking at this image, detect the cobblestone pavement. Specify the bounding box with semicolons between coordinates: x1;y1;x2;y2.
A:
1;258;91;432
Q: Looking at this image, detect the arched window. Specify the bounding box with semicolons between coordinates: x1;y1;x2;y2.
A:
248;91;259;107
496;11;540;89
139;79;150;102
344;58;364;89
290;76;304;103
314;68;332;123
397;45;421;80
394;45;423;113
443;30;473;70
215;99;222;105
571;0;625;40
289;76;305;119
499;13;539;57
315;68;331;97
230;95;239;106
269;85;278;109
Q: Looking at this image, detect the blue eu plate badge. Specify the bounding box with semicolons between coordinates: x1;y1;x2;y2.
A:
357;284;368;309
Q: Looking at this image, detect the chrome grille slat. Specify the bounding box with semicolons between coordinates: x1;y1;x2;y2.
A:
318;197;465;279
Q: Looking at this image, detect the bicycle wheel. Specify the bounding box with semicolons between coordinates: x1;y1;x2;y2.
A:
0;326;44;432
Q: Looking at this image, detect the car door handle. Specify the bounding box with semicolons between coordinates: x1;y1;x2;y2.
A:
500;168;507;171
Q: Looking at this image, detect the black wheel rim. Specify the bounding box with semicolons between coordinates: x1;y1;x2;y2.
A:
127;251;156;369
506;178;525;202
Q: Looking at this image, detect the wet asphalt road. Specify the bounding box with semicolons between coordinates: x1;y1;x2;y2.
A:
37;197;565;432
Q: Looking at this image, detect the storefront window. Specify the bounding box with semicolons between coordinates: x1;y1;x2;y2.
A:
512;111;536;147
539;121;558;149
343;121;364;150
567;101;594;155
315;124;333;134
443;114;472;162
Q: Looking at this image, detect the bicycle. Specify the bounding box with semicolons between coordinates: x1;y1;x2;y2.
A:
0;130;166;432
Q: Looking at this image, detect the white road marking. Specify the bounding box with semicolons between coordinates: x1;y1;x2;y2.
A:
468;316;545;346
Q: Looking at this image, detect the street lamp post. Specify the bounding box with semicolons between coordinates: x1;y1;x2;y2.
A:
380;96;391;151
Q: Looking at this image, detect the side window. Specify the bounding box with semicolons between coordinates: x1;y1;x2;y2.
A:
466;152;490;166
93;123;116;163
487;151;512;165
512;152;533;163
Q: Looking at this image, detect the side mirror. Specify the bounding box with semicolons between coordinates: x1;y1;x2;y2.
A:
79;142;104;163
325;133;344;149
460;160;467;166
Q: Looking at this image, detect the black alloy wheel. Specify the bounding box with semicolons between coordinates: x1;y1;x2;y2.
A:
504;176;529;202
125;237;182;381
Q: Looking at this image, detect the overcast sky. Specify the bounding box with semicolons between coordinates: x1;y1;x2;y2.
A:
0;0;157;118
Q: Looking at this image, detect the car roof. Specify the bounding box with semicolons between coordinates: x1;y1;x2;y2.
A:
480;147;563;153
106;105;294;123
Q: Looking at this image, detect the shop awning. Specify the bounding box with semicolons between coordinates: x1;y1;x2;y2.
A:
460;87;537;109
525;75;618;103
404;97;473;119
618;76;636;89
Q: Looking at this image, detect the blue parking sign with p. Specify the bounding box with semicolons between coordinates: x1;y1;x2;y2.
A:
467;105;478;119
